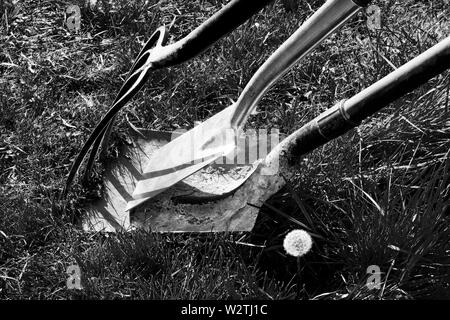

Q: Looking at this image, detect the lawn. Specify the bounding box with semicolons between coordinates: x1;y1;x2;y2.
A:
0;0;449;299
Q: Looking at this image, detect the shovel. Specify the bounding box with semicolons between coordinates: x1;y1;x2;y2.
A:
84;35;450;232
63;0;276;196
126;0;372;211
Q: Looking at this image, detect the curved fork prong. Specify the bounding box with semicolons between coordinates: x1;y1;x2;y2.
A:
126;26;168;81
63;27;168;196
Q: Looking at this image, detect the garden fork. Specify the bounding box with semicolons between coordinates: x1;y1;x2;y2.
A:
63;0;275;197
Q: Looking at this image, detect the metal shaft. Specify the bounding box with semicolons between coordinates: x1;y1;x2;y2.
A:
230;0;368;128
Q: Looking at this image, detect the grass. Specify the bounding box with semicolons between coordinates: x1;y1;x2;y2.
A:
0;0;449;299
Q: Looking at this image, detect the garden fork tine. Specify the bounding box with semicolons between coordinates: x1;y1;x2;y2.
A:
82;26;169;181
64;27;168;196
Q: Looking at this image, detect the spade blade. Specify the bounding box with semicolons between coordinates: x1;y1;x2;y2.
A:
126;104;238;211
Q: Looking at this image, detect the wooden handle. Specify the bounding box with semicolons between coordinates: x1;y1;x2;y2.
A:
277;35;450;167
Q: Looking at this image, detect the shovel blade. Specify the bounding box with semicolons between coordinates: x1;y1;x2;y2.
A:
127;104;238;210
84;129;262;233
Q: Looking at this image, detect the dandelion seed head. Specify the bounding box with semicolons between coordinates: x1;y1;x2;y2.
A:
283;229;312;257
